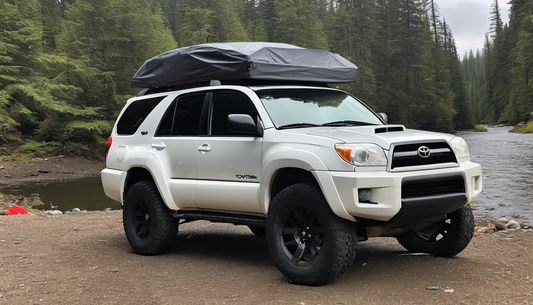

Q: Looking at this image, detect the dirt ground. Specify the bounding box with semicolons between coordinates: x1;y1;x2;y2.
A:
1;211;532;304
1;158;533;304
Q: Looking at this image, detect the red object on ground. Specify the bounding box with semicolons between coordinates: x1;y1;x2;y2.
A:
6;206;28;215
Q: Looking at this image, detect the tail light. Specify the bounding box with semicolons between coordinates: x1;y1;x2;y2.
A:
106;136;112;156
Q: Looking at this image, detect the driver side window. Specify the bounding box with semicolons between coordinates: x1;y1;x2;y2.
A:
209;92;258;136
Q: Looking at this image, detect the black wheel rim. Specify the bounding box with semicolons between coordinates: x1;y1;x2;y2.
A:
413;219;452;243
278;205;324;266
132;200;152;239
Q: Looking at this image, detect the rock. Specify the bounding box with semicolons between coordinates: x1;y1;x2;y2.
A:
495;221;507;231
507;220;521;230
72;208;81;213
477;226;497;233
49;210;63;215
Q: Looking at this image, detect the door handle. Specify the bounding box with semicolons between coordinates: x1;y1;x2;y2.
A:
198;143;211;154
151;142;166;150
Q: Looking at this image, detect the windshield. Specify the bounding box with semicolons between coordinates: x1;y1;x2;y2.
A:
257;89;383;129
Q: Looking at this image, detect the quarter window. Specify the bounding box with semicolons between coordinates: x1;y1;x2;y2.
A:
117;96;166;135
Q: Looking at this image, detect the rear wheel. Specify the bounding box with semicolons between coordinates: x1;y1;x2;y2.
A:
123;181;179;255
396;204;474;257
266;183;357;286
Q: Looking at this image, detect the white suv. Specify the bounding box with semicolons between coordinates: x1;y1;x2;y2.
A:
102;43;482;286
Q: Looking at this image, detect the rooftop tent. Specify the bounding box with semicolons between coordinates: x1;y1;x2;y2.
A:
131;42;358;88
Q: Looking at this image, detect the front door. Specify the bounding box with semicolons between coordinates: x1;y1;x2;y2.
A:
195;90;263;213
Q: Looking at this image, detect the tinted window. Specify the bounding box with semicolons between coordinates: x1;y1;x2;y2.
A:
117;96;166;135
156;93;205;136
210;92;257;136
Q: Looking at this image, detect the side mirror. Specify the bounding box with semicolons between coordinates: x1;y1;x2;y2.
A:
378;113;388;124
227;114;263;136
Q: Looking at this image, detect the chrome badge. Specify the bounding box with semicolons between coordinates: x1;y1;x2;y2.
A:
417;146;431;158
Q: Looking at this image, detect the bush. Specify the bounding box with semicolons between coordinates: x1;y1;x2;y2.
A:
509;122;533;133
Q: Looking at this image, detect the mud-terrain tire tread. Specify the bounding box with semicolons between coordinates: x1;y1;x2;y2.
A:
396;204;474;257
123;181;179;255
266;183;357;286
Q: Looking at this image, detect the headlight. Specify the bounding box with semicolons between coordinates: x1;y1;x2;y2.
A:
449;137;470;161
335;143;388;166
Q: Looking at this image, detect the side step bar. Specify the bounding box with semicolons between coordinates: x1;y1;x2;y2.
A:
173;211;266;227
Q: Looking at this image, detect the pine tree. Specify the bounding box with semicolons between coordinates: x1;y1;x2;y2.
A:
328;0;377;105
502;0;533;124
0;0;43;142
175;0;248;46
273;0;328;49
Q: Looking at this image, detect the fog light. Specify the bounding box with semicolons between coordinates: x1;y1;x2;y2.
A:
358;189;371;202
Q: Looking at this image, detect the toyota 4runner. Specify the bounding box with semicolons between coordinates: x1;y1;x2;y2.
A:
101;43;482;286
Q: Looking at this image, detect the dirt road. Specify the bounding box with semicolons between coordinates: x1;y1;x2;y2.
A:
1;211;532;304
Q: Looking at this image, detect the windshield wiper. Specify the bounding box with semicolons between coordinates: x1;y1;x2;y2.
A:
278;123;321;130
321;120;373;127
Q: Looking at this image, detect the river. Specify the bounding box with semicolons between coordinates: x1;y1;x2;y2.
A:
2;126;532;224
458;126;533;225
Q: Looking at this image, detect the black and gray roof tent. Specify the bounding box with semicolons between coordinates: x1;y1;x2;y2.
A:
131;42;358;88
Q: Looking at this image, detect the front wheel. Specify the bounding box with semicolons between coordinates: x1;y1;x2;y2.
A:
123;181;179;255
266;183;357;286
396;204;475;257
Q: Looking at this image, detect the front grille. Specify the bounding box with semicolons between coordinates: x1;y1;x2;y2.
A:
402;175;465;199
391;142;457;169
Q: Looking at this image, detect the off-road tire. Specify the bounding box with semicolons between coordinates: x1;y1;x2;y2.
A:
123;181;179;255
266;183;357;286
396;204;475;257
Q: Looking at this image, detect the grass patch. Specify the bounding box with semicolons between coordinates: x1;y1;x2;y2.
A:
509;122;533;133
470;125;488;132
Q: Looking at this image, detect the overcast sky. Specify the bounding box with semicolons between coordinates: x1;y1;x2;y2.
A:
435;0;511;58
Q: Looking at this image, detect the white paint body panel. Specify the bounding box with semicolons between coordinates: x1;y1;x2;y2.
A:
102;85;482;223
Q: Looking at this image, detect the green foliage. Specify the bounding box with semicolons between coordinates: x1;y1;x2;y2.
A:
467;0;533;127
175;0;248;46
471;125;488;132
3;0;521;161
509;121;533;133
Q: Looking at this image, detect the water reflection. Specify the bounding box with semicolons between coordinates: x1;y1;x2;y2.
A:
0;177;121;212
457;126;533;225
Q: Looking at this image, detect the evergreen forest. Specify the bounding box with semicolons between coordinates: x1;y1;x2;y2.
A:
1;0;532;159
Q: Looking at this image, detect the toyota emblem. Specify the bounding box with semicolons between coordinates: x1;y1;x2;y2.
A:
417;146;431;158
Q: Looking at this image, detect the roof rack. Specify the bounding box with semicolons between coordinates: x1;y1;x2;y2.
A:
136;79;330;96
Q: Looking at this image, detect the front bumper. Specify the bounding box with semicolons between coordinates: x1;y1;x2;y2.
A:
328;161;482;222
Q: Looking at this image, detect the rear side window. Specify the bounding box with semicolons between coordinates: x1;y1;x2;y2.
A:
117;96;166;135
156;93;206;136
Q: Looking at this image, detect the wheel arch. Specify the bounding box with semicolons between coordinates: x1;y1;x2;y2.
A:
260;151;355;221
124;167;155;200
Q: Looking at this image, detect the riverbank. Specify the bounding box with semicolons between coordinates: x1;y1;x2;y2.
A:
0;157;105;213
0;156;104;188
1;211;532;304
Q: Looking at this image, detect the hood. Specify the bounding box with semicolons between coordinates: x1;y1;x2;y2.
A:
285;125;453;150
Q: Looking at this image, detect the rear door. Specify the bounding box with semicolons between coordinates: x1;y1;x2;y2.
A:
151;92;207;208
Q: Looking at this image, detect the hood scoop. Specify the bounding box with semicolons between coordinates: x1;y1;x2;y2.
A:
375;126;405;134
